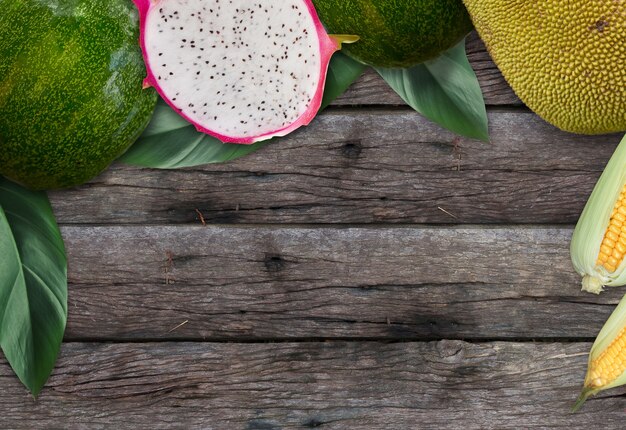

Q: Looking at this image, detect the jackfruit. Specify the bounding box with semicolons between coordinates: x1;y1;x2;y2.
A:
463;0;625;135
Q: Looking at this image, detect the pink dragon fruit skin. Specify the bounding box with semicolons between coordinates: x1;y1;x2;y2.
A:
133;0;348;144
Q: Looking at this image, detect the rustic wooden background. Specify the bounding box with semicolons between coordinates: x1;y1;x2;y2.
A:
3;33;626;428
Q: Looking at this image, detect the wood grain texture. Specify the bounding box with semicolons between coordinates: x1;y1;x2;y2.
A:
5;29;620;427
2;341;623;429
61;225;623;341
334;32;521;107
50;110;623;225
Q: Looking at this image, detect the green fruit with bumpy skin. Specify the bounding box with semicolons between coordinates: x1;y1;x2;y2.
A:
463;0;625;135
0;0;156;190
312;0;473;68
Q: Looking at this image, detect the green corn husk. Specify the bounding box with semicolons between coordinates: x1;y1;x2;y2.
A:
571;135;626;294
574;293;626;411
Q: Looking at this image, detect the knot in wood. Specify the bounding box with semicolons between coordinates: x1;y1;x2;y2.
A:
340;140;362;159
264;254;285;273
436;340;465;362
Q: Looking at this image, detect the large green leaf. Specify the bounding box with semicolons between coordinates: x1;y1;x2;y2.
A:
376;39;489;142
120;52;366;169
0;178;67;396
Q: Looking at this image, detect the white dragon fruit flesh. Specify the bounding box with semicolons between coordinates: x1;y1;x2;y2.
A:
134;0;355;144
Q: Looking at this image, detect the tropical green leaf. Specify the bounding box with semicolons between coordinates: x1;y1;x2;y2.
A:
376;38;489;142
120;52;366;169
0;178;67;396
320;51;367;110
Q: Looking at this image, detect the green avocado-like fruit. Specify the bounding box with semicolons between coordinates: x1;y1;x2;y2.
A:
0;0;156;190
312;0;474;68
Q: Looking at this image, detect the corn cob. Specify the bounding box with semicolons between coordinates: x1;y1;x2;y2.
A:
574;293;626;411
571;135;626;294
595;183;626;273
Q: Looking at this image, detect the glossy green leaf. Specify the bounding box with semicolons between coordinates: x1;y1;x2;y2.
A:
120;52;365;169
320;51;367;110
376;39;489;142
0;178;67;396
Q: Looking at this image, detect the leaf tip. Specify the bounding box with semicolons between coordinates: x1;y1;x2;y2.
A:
477;130;491;143
572;387;595;413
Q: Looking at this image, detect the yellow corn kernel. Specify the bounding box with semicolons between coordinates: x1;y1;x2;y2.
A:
597;183;626;273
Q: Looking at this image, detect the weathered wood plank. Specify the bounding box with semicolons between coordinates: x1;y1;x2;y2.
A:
62;225;621;341
50;110;623;225
334;32;520;106
1;341;622;429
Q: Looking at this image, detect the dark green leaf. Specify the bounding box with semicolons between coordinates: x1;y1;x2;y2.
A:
0;178;67;396
320;52;367;110
376;39;489;142
120;52;365;169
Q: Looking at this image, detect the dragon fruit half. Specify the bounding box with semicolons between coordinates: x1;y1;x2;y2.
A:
134;0;356;144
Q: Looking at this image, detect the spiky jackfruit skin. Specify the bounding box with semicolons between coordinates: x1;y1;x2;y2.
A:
463;0;626;135
312;0;473;68
0;0;156;190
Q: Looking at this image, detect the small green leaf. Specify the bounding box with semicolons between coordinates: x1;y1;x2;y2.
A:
321;52;367;110
120;52;365;169
376;38;489;141
0;178;67;396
